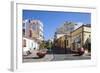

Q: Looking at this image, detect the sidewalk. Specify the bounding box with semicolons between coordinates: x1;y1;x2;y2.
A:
23;50;54;63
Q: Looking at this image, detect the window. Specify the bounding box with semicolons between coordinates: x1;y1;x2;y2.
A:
29;30;32;37
23;39;26;47
40;34;43;37
32;25;36;30
28;19;31;23
67;40;69;46
23;23;25;27
23;29;25;36
31;43;33;47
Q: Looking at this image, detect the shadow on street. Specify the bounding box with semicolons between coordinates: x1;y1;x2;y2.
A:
50;48;72;54
23;56;41;59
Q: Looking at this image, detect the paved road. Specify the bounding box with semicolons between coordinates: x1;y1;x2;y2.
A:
23;48;91;63
23;50;54;63
52;54;91;61
23;53;90;63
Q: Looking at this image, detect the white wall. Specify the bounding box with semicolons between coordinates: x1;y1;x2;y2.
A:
0;0;100;73
56;34;66;39
23;37;39;51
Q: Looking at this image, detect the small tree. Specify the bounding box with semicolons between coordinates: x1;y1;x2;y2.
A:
46;40;53;50
39;41;46;49
39;40;53;50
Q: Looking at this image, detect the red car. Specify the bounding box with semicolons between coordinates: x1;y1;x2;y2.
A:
77;47;85;56
37;49;47;58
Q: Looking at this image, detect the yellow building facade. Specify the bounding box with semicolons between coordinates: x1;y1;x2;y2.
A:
71;25;91;52
54;34;71;49
54;25;91;53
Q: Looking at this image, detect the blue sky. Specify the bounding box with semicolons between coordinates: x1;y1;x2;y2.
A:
23;10;91;40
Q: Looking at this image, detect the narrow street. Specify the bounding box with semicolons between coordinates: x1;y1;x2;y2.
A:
52;54;90;61
22;10;91;63
23;48;91;63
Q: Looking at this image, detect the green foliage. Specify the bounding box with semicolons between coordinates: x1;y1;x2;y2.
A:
39;41;46;49
39;40;53;49
46;41;52;49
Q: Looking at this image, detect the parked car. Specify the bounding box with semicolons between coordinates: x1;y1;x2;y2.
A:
37;49;47;58
71;47;85;56
77;47;85;56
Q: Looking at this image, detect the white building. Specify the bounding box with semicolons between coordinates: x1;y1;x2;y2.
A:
22;19;44;55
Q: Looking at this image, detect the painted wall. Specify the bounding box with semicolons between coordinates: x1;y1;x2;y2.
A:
23;37;39;52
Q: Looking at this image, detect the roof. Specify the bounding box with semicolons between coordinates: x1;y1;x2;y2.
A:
71;24;91;33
